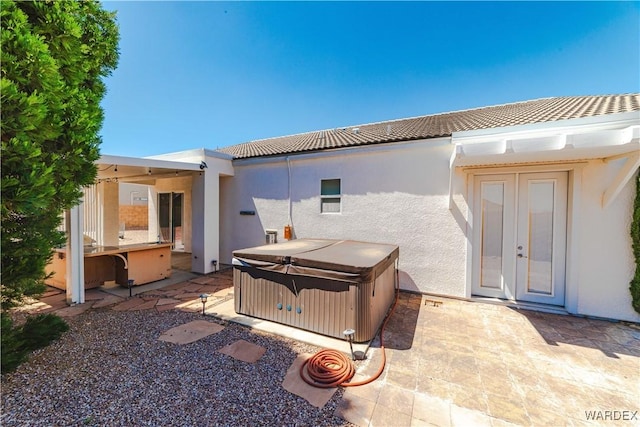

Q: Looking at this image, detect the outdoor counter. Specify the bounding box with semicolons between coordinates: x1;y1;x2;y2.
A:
45;243;172;290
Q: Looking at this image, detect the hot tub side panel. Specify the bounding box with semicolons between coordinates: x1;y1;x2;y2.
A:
234;267;356;340
355;262;397;342
233;262;397;342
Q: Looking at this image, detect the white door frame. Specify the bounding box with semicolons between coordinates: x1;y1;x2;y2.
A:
465;163;583;313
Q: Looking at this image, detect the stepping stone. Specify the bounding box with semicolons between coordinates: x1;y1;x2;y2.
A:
162;281;192;291
189;277;216;285
213;289;232;298
85;290;108;301
132;299;158;311
112;298;147;311
175;292;203;300
157;289;184;297
177;301;202;313
282;354;337;408
156;302;180;312
92;295;124;309
157;298;180;306
42;289;63;298
218;339;266;363
181;283;204;292
56;303;94;318
158;320;224;345
194;285;219;294
40;293;67;305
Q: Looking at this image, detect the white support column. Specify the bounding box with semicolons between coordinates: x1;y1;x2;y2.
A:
65;203;85;304
191;168;219;274
148;186;159;242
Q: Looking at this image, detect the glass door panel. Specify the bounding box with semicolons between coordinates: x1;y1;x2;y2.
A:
480;183;505;290
526;181;554;294
172;193;184;251
472;175;515;299
515;172;567;305
158;193;171;243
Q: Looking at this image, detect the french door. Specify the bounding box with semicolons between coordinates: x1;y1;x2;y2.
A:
472;172;567;306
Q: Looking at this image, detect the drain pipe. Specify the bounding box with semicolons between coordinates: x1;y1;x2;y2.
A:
286;156;294;237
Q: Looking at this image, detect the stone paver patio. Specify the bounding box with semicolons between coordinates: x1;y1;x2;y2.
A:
14;270;640;426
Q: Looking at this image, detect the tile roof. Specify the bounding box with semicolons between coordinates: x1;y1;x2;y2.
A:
219;94;640;159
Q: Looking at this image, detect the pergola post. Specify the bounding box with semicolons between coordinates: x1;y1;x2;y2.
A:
65;203;85;304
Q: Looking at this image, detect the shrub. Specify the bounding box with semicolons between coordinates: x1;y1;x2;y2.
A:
1;313;69;374
631;176;640;314
1;313;26;373
20;313;70;351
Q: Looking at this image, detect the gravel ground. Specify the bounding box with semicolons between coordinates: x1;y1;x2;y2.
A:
1;309;353;426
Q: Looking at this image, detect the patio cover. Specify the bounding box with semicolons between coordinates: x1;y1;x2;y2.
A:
64;154;218;305
448;122;640;209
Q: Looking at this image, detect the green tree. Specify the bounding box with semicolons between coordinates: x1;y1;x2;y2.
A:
1;0;119;371
630;176;640;314
1;0;119;309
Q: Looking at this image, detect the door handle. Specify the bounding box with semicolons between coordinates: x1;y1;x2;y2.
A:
517;253;527;258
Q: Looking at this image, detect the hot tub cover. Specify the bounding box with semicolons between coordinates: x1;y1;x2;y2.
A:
232;239;399;282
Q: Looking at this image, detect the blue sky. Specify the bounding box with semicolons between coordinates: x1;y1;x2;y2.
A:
99;1;640;157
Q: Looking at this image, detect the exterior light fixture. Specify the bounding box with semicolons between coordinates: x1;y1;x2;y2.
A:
343;328;356;360
127;279;134;297
200;293;209;316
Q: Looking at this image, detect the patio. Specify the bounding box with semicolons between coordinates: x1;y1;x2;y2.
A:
7;268;640;426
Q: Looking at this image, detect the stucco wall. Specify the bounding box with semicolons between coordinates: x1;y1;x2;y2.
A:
218;133;639;322
220;139;469;296
577;161;639;322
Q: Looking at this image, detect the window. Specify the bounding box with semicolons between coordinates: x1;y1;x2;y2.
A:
321;179;341;213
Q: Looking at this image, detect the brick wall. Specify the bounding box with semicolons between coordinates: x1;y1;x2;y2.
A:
119;205;148;230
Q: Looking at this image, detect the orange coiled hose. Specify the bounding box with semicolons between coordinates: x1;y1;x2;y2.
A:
299;349;356;388
300;273;399;388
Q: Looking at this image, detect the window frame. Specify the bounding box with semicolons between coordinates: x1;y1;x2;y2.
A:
320;178;341;214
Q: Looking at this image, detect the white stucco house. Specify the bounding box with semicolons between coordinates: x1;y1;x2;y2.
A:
65;94;640;323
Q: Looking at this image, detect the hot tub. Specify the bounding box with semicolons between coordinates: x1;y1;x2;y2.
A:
232;239;399;342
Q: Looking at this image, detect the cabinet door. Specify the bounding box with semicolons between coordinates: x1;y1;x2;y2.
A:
127;248;171;285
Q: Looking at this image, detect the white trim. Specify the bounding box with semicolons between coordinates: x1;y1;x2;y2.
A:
99;154;203;171
565;167;583;315
147;147;234;161
465;172;474;299
451;126;639;168
602;151;640;208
